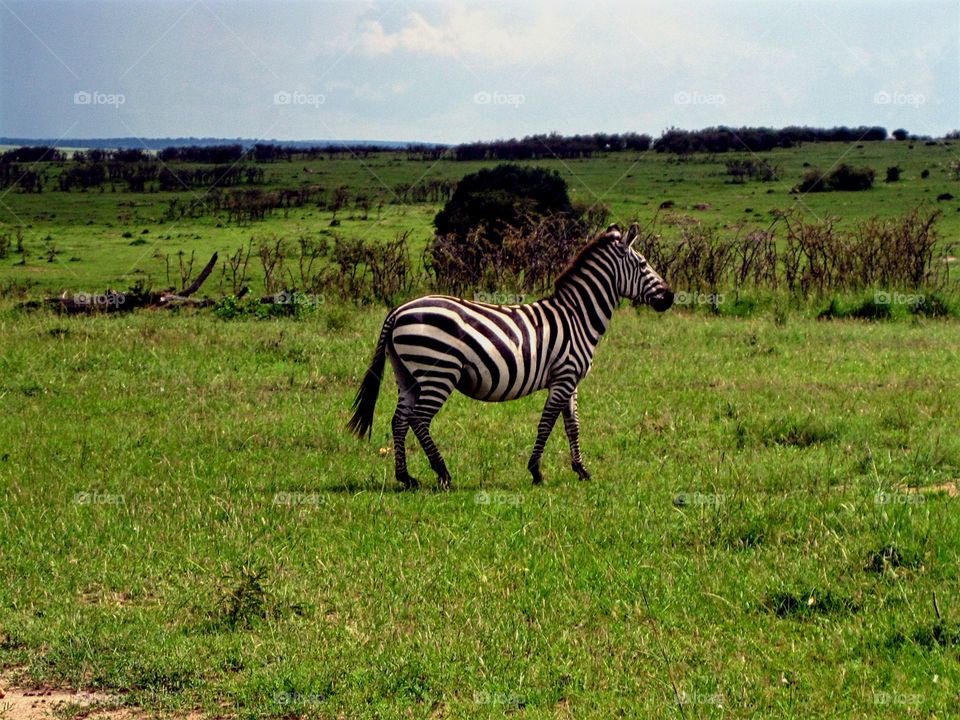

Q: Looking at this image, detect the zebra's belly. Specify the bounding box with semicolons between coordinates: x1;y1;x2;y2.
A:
455;362;544;402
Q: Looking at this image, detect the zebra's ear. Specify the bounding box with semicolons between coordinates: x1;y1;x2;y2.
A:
605;224;622;239
624;223;640;248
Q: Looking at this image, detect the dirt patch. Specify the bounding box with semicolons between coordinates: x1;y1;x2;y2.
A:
0;670;130;720
0;670;214;720
895;480;959;497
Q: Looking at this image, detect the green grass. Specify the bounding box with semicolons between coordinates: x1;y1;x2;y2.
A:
1;304;958;718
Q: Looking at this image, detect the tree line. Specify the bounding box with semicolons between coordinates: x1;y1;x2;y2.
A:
654;125;891;154
2;125;956;194
450;133;654;161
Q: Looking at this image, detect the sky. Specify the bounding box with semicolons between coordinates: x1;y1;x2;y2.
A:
1;0;958;144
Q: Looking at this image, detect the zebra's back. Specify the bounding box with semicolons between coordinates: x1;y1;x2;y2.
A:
389;294;569;402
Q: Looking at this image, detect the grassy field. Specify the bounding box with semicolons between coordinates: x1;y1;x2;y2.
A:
1;305;959;718
1;141;959;718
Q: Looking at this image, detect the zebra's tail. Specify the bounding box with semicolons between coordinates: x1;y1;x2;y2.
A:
347;311;395;439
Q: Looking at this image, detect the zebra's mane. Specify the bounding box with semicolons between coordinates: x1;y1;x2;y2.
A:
552;228;621;293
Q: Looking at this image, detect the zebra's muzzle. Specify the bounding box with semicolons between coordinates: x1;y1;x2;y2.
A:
648;288;674;312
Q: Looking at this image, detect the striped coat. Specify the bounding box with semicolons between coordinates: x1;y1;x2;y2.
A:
348;223;673;488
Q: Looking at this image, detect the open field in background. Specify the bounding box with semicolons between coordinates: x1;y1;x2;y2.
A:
1;141;959;297
1;140;959;718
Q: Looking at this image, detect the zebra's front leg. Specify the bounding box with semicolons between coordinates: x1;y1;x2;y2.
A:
562;390;591;480
410;416;451;488
528;385;572;485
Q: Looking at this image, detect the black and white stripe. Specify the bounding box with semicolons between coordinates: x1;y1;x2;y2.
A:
348;223;673;487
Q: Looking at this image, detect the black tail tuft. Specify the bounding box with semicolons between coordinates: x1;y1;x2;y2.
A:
347;314;393;439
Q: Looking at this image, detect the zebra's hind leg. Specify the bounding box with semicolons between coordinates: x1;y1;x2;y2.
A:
392;402;419;489
528;384;572;485
409;380;454;488
562;390;591;481
392;362;420;489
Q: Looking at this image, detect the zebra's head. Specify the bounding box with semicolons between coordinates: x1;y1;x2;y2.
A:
608;224;674;312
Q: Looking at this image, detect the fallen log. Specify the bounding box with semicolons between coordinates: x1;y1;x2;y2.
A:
45;289;147;314
155;293;216;307
179;252;218;297
40;252;219;313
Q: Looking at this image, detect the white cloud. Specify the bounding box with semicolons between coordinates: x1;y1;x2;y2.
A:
360;13;456;57
356;4;571;66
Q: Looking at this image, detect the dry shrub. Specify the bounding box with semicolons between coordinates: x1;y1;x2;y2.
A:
636;206;949;298
332;231;415;304
427;211;604;296
216;231;414;305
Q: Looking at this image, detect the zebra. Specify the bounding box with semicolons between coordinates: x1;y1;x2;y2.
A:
347;223;673;488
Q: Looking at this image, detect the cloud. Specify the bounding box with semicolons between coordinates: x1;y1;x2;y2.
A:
360;13;455;57
356;4;571;66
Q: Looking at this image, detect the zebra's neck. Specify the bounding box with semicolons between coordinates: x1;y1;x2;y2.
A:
550;271;618;345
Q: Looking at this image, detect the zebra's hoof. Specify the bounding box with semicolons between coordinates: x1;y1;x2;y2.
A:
572;463;592;481
398;473;420;490
437;471;452;489
530;470;544;485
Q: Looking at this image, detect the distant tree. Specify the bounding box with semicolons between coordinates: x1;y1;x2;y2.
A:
0;146;65;163
794;164;874;193
434;164;575;245
111;148;147;163
654;125;887;154
354;193;371;220
885;166;901;182
451;132;652;161
892;128;909;141
330;186;349;222
795;169;827;194
158;144;244;163
827;164;874;191
428;164;584;292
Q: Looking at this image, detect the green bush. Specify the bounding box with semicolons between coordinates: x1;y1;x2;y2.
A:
433;164;576;244
794;163;875;193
